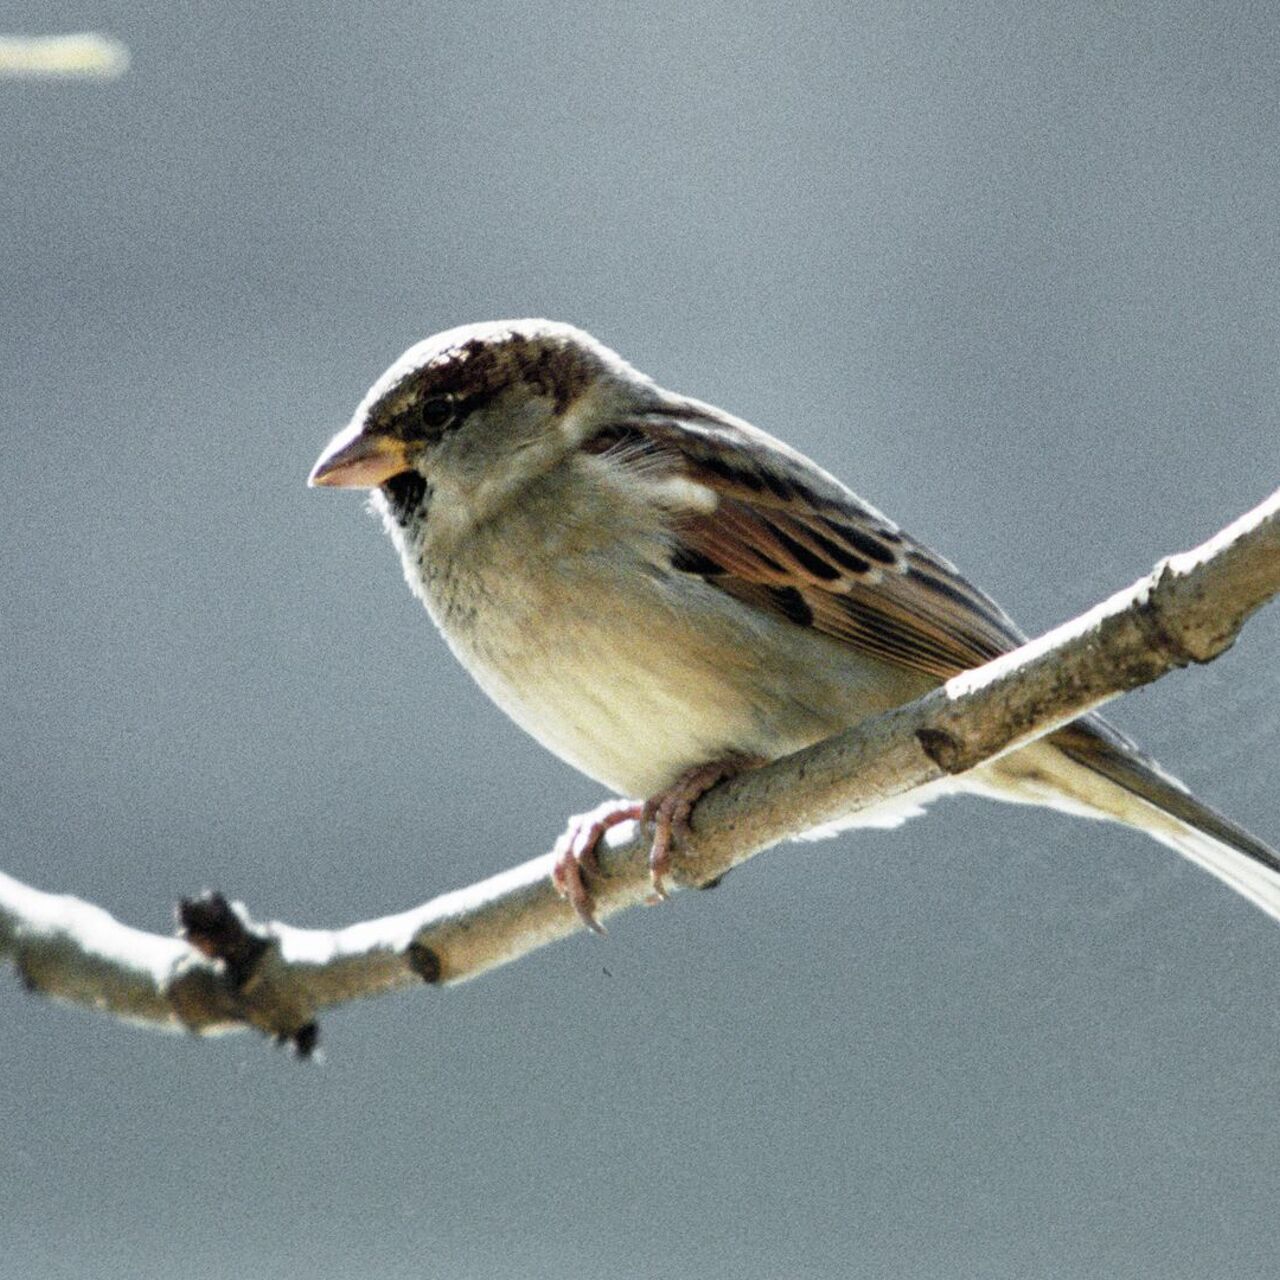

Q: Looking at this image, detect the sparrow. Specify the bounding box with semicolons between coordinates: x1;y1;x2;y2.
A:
310;319;1280;932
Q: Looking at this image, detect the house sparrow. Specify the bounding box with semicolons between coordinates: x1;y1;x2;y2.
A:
310;319;1280;932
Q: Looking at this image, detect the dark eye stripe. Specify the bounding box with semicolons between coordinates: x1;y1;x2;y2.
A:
396;387;490;444
420;395;455;428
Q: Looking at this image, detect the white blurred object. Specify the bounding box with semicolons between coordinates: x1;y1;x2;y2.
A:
0;32;129;79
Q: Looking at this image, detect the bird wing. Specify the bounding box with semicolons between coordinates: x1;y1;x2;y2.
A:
583;401;1280;901
597;403;1027;681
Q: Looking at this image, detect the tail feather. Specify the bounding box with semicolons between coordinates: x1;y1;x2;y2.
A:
1050;716;1280;921
804;710;1280;922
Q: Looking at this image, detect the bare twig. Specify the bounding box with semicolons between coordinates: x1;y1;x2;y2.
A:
3;487;1278;1049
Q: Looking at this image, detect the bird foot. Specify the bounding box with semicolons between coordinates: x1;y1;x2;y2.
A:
643;757;757;899
551;798;645;934
551;756;759;931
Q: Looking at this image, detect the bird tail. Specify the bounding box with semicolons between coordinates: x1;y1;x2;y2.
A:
983;716;1280;923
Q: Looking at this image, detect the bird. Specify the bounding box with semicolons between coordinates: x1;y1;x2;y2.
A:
309;319;1280;932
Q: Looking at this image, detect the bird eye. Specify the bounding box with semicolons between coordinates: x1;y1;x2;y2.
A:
417;394;457;434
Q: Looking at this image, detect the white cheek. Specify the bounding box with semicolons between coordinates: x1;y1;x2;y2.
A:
367;489;393;531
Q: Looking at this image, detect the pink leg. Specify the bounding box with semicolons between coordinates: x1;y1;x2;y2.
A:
552;756;761;929
551;798;644;934
644;756;761;899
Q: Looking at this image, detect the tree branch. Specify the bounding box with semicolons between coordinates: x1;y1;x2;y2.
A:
4;487;1279;1051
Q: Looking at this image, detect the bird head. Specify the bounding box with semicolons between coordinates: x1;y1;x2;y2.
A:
309;319;654;526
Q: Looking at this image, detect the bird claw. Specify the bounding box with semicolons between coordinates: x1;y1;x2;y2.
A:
551;799;644;934
643;757;754;897
552;757;758;928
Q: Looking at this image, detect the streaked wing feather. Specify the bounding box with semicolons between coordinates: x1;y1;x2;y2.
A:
617;407;1026;680
582;405;1280;893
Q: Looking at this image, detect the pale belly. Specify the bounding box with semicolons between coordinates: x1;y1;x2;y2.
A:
412;540;935;797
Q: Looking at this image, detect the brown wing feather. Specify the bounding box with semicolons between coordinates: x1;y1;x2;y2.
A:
583;406;1280;892
619;407;1026;680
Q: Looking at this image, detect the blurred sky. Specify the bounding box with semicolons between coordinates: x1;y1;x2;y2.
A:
3;3;1280;1277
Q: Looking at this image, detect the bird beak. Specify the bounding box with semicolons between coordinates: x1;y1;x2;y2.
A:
308;419;412;489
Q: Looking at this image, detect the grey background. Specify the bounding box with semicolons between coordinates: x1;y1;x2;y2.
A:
4;3;1280;1277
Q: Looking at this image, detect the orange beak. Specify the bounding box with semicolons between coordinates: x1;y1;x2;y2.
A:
308;420;411;489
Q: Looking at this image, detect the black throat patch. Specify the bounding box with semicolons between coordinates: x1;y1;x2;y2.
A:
382;470;432;527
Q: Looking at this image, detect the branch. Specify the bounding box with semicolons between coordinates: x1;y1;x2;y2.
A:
4;487;1279;1051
